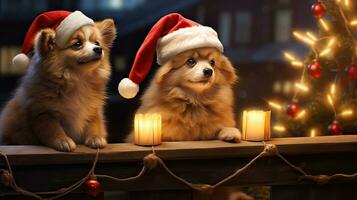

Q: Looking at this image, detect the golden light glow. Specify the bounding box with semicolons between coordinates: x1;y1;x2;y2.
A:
330;83;336;95
310;129;316;137
283;52;297;61
345;0;350;8
268;101;283;110
296;110;306;119
306;32;318;41
327;94;334;106
295;82;309;92
293;31;315;46
319;48;331;57
351;20;357;26
328;38;336;47
273;125;286;132
319;19;330;31
340;109;353;117
291;61;304;67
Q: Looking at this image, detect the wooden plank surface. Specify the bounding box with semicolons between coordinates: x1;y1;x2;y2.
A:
0;136;357;194
0;135;357;166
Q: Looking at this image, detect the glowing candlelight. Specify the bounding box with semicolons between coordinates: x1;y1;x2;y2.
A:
134;113;162;146
242;110;271;141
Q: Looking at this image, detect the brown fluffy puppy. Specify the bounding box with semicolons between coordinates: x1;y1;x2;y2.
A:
126;47;241;142
0;19;116;152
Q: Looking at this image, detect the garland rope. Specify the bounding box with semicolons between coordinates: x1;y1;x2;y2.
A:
1;142;357;199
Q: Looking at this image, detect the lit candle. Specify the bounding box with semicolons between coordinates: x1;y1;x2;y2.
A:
242;110;271;141
134;113;162;146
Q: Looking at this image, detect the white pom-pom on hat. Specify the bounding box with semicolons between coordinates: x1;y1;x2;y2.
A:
118;78;139;99
12;53;30;69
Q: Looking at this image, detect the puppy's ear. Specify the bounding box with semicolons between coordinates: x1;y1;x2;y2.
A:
96;19;117;48
35;28;56;57
155;63;173;84
219;56;238;84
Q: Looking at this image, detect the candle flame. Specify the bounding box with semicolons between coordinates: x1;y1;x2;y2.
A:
293;31;315;46
295;82;309;92
273;125;286;132
268;101;283;110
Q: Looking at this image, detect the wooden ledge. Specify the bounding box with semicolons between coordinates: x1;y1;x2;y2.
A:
1;135;357;166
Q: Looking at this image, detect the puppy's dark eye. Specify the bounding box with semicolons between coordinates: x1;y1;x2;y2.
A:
72;40;83;50
210;60;215;67
95;41;100;46
186;57;196;67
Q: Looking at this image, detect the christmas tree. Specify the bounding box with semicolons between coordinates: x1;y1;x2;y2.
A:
268;0;357;137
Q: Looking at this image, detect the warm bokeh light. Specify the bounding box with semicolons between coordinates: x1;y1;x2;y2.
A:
268;101;283;110
340;109;353;117
319;18;330;31
310;129;316;137
293;31;315;46
330;83;336;95
296;110;306;119
273;125;286;132
295;82;309;92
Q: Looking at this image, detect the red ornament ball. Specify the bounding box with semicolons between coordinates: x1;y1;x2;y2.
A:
286;101;299;119
328;120;343;135
345;65;357;80
312;2;326;18
308;60;322;78
85;178;101;197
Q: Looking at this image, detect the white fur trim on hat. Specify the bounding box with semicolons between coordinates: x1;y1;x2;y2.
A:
55;11;94;47
12;53;29;69
118;78;140;99
156;26;224;65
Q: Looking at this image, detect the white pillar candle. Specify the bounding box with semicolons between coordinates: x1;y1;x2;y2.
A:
134;113;162;146
242;110;271;141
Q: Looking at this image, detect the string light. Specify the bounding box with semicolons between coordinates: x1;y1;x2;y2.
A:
327;94;334;106
350;20;357;26
310;129;316;137
330;83;336;96
291;61;304;67
296;110;306;119
319;18;330;31
306;31;318;41
283;52;297;61
328;38;336;47
344;0;350;8
340;109;353;117
268;101;283;110
273;125;286;132
319;48;331;57
295;82;309;92
293;31;315;46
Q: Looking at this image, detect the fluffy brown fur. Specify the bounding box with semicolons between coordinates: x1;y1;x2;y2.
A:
126;47;241;142
0;19;116;151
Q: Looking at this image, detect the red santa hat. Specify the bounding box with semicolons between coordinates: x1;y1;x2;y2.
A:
118;13;223;99
12;10;94;69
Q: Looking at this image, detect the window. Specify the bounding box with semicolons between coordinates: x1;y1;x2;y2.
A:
80;0;145;11
0;0;47;15
218;11;232;47
234;12;252;43
0;46;26;75
274;10;292;43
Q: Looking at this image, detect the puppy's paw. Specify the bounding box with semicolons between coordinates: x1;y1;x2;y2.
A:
51;136;77;152
218;127;241;143
36;28;56;56
85;136;107;149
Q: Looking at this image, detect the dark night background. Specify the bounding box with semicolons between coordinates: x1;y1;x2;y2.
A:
0;0;316;142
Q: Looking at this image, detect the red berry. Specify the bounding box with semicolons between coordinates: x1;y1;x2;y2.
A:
308;60;322;78
312;2;326;18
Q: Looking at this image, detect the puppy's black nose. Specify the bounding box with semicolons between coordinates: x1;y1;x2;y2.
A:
93;47;102;55
203;68;213;77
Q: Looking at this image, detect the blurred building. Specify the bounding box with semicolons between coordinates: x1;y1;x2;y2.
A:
0;0;315;141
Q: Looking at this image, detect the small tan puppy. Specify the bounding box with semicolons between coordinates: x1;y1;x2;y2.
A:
0;19;116;151
126;47;241;142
